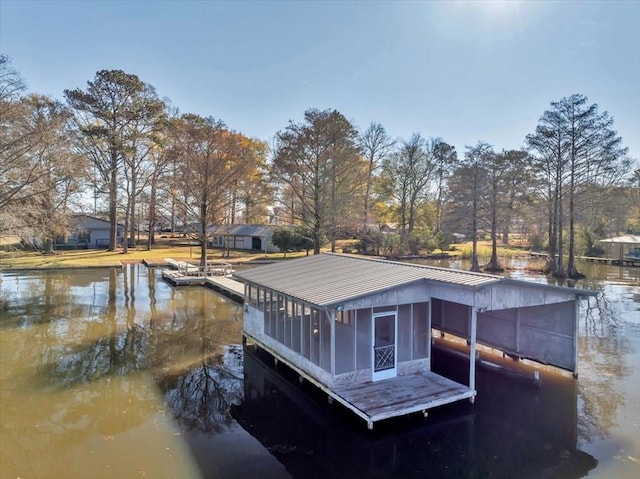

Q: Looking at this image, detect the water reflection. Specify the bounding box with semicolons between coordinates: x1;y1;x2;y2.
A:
1;261;638;479
0;264;242;479
160;345;244;433
235;345;597;479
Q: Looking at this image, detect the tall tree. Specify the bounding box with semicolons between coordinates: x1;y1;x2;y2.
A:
358;122;394;230
483;149;508;272
557;95;627;277
119;87;166;253
169;114;253;266
379;134;437;250
528;94;627;277
23;95;86;252
499;149;535;244
450;141;493;272
231;137;270;224
272;108;360;254
0;55;37;213
65;70;157;251
527;107;568;276
432;140;458;233
0;58;84;245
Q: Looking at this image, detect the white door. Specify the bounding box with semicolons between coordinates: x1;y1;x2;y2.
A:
372;311;397;381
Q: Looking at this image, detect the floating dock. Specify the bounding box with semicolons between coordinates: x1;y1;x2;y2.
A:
530;251;639;266
161;258;244;302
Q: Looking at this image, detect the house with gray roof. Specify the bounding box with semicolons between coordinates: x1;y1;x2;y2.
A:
56;214;123;249
208;224;280;253
234;253;596;429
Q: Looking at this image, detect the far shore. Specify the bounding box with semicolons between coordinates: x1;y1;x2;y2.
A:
0;239;545;274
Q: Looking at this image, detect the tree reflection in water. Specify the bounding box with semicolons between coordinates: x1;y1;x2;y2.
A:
577;284;634;445
0;264;244;479
0;261;637;479
235;345;598;479
159;346;244;433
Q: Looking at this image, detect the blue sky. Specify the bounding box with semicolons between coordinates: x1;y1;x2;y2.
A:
1;0;639;162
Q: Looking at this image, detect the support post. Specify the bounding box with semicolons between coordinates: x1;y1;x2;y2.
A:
573;298;580;378
330;309;336;376
515;308;521;354
469;308;478;399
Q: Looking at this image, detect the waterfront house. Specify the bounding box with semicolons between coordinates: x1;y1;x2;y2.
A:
234;253;595;429
56;214;123;249
208;224;280;253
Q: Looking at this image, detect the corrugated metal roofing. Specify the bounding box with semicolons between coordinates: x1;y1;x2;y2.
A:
209;224;273;237
234;253;502;308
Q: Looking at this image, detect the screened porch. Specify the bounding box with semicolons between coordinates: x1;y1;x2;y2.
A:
245;284;432;382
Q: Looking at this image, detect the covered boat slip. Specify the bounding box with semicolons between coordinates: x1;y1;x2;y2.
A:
235;253;595;429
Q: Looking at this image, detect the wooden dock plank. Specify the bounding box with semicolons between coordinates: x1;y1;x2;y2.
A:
206;276;244;296
333;371;474;425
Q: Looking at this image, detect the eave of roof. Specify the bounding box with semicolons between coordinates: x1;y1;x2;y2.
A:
599;234;640;244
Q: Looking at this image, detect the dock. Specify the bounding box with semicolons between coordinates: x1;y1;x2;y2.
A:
205;276;245;303
333;371;474;428
248;338;474;430
161;258;244;302
530;251;639;266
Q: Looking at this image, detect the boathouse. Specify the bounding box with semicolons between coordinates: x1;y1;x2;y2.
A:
234;253;595;429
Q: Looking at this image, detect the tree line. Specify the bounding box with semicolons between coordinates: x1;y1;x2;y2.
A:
1;55;637;276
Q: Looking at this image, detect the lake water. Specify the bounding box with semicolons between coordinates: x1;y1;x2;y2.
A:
0;261;638;479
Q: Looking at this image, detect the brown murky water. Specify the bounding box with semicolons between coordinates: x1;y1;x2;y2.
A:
0;261;638;478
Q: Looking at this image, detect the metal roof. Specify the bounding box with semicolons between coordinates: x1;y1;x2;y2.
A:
234;253;502;308
599;234;640;244
208;224;274;237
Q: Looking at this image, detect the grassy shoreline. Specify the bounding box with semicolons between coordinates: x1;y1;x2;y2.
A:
0;244;310;270
0;239;537;272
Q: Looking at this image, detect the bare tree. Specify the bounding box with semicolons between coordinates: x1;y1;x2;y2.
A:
0;58;85;246
528;94;627;277
65;70;159;251
449;141;493;272
379;134;437;249
358;122;394;230
433;140;458;233
272;108;360;254
169;114;253;266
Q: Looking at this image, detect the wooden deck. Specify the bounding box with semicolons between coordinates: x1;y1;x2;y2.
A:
333;372;475;429
206;276;245;302
161;258;237;289
530;251;640;266
248;337;474;430
161;269;206;286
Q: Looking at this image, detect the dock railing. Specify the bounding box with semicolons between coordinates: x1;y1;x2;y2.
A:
178;261;233;278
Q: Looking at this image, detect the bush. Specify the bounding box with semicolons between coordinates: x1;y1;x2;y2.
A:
355;230;384;255
271;226;297;257
529;233;544;251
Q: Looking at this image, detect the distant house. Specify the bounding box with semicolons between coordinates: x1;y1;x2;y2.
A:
379;223;397;234
56;215;123;249
599;234;640;264
208;224;280;253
